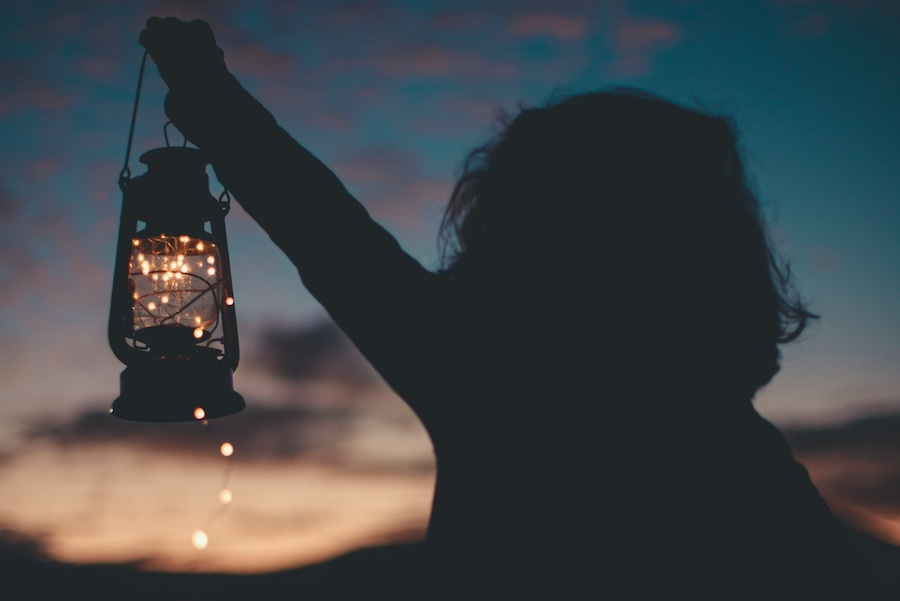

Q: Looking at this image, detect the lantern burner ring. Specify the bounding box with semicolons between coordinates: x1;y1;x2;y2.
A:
133;324;214;356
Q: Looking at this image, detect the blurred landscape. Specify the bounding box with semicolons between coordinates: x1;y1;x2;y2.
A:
4;406;900;599
2;507;899;600
0;534;427;601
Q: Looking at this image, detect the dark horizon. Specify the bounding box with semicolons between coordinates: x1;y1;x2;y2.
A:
3;517;899;600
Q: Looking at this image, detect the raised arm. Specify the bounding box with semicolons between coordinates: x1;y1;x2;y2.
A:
139;18;458;426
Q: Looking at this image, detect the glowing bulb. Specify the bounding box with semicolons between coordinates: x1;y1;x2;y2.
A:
207;267;216;276
193;328;204;339
194;407;206;420
160;295;169;304
194;316;202;324
196;241;205;251
218;489;233;504
220;442;234;457
206;256;215;264
179;235;190;243
132;239;140;246
147;302;157;311
152;273;159;281
225;297;234;306
192;529;208;550
181;264;190;273
169;261;178;271
137;253;145;261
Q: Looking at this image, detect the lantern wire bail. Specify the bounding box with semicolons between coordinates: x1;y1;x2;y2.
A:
164;120;190;148
117;50;230;215
118;50;149;192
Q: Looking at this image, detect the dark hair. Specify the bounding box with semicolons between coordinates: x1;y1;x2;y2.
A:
438;87;816;395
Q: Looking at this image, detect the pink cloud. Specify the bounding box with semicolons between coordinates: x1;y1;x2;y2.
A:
25;157;63;181
297;109;357;133
221;38;299;82
85;159;122;206
771;0;900;23
376;46;517;80
77;56;121;82
431;11;490;31
0;84;80;116
613;18;681;52
364;46;516;79
509;13;590;41
321;0;392;27
605;17;682;79
772;0;874;8
809;246;843;272
332;146;452;228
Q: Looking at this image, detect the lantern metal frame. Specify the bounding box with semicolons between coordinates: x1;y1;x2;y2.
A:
108;51;244;422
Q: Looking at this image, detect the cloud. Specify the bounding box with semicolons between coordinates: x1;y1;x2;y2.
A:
605;17;682;78
786;406;900;507
16;372;434;472
0;183;37;306
808;245;843;272
0;78;81;116
333;145;453;229
76;55;122;81
771;0;887;9
255;318;378;384
771;0;900;37
508;13;590;41
22;404;354;464
216;31;300;83
330;45;517;80
613;19;681;52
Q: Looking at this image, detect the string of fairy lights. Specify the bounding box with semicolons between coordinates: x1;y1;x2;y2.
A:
190;407;235;551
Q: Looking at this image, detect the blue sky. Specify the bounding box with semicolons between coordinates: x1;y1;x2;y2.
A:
0;0;898;571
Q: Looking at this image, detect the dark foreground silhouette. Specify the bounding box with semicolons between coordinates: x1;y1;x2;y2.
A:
134;17;894;599
3;528;900;601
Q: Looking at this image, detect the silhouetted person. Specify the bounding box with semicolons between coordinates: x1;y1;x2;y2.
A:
140;17;888;600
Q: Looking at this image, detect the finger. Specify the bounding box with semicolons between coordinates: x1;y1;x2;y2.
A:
139;16;166;48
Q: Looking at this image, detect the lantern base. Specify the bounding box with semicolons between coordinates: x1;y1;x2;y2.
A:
111;359;245;422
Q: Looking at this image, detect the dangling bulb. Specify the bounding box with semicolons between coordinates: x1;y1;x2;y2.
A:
192;529;208;550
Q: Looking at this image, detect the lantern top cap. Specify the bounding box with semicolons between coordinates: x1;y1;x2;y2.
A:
139;146;210;171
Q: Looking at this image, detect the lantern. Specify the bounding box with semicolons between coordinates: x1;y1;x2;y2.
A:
108;52;244;422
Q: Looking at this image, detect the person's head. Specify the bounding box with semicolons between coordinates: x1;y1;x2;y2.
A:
439;87;816;397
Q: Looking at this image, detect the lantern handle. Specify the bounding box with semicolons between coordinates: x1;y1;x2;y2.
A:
118;50;149;192
218;190;232;215
163;120;190;148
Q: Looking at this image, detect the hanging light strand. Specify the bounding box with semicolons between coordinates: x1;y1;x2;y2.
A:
190;416;237;550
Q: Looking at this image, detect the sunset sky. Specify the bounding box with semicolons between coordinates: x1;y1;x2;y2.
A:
1;0;899;574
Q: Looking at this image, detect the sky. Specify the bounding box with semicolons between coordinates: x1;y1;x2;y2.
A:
0;0;899;575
